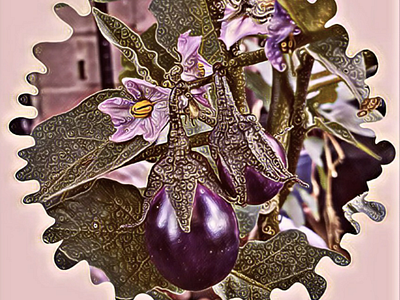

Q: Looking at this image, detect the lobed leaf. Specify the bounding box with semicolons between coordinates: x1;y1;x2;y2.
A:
120;24;178;82
93;8;166;84
149;0;224;64
16;89;151;206
342;192;386;234
306;25;383;122
141;24;178;72
314;117;381;160
43;178;181;299
278;0;337;34
214;274;271;300
214;230;349;300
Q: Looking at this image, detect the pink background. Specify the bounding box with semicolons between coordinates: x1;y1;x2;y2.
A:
0;0;398;299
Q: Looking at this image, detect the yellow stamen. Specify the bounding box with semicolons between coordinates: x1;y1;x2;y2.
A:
197;62;206;77
130;99;154;118
280;33;296;53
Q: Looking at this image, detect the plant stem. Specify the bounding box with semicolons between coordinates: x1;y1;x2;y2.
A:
258;53;314;241
224;50;269;115
278;53;314;207
226;67;250;114
186;75;214;89
228;49;267;68
266;66;294;145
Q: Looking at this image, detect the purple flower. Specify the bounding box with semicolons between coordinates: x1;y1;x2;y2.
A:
219;1;300;72
178;30;213;107
220;3;268;50
265;1;300;71
99;32;215;143
98;78;170;143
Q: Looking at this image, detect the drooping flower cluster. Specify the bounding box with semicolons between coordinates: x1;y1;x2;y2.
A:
100;2;302;144
99;31;212;143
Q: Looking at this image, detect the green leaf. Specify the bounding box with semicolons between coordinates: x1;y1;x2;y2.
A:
305;25;383;122
43;178;181;299
314;117;381;160
316;165;327;191
308;81;338;107
214;275;271;300
93;8;166;85
149;0;224;64
120;24;179;82
204;0;226;35
234;205;262;238
278;0;337;34
119;54;141;81
342;192;386;234
141;24;178;72
16;89;151;206
214;230;349;300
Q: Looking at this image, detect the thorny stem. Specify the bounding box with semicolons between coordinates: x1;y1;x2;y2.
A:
185;75;214;90
278;53;315;208
266;66;294;143
258;53;314;241
228;49;268;68
257;62;294;241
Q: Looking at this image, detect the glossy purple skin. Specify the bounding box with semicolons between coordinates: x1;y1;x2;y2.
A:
145;184;239;291
217;132;287;205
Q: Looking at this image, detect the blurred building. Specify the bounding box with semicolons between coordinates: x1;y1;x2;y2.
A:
25;0;155;127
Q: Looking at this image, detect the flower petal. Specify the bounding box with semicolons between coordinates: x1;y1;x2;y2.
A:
109;100;169;143
319;101;376;138
220;15;267;49
191;86;211;107
177;30;212;81
220;3;237;22
178;30;202;65
142;101;170;142
122;78;171;102
98;97;134;126
100;80;171;143
109;118;143;143
265;2;299;72
198;56;213;77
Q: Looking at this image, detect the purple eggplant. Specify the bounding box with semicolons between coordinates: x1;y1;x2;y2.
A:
217;132;287;205
145;184;239;291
